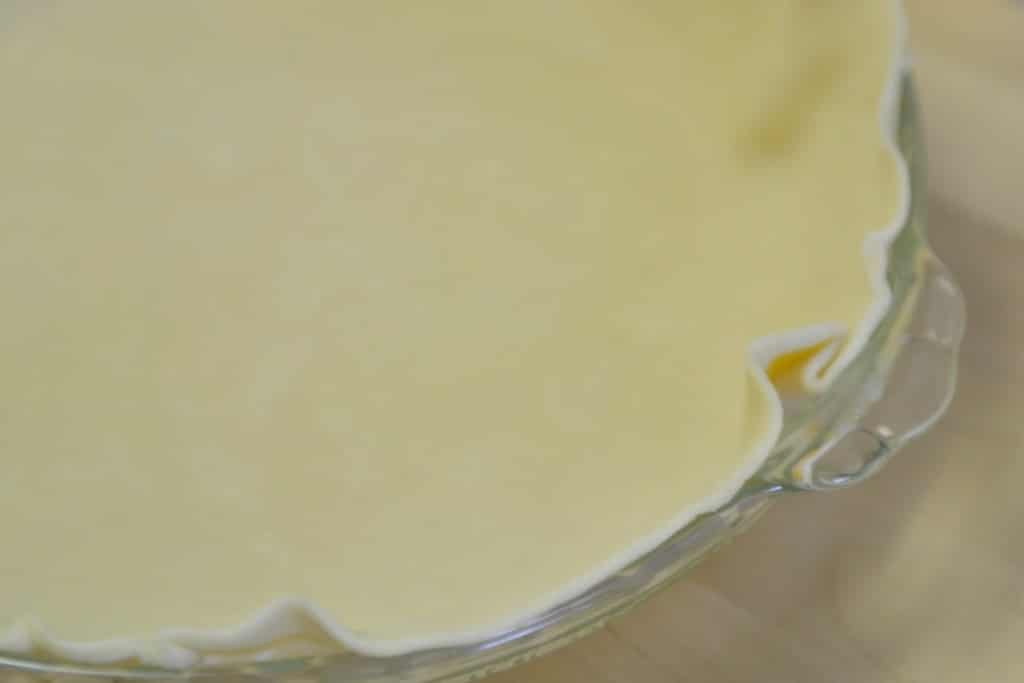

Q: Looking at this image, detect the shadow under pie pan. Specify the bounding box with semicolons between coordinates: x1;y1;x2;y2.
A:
0;77;965;683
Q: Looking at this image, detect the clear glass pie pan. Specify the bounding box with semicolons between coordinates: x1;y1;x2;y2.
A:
0;77;965;683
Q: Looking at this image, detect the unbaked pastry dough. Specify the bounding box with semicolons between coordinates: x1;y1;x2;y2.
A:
0;0;906;667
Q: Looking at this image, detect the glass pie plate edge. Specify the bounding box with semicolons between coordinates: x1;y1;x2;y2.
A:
0;76;965;683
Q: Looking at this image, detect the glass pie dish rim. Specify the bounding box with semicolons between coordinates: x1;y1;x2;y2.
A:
0;75;966;683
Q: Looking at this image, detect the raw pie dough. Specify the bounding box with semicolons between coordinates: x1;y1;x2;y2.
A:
0;0;906;668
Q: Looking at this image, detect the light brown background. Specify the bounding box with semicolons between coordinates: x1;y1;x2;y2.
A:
496;2;1024;681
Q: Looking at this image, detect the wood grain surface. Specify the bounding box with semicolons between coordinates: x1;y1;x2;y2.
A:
495;3;1024;681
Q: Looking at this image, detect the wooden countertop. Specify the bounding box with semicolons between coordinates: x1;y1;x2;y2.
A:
497;3;1024;681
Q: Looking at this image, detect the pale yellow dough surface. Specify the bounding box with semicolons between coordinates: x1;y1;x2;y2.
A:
0;0;902;659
